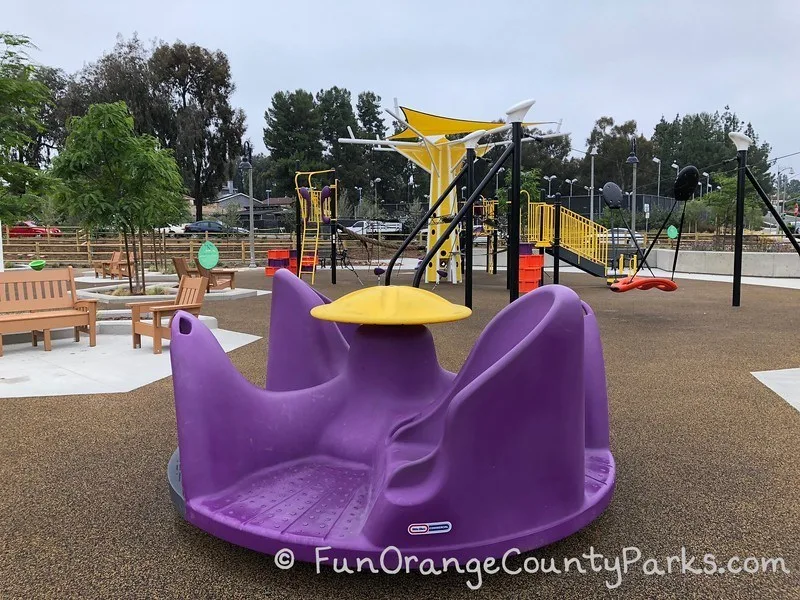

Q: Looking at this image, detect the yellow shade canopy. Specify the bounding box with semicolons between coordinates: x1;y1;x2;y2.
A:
389;106;552;141
310;285;472;325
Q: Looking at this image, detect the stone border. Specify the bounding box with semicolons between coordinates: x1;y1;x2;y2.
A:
77;284;261;306
654;248;800;278
76;271;180;286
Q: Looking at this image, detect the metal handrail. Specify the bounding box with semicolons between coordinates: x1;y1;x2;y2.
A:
413;144;514;287
384;164;467;285
529;202;608;267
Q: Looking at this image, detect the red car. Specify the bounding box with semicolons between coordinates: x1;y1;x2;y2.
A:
8;221;62;238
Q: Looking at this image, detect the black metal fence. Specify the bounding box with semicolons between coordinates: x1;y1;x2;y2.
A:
540;194;676;219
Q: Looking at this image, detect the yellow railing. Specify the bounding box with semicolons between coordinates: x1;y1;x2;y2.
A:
527;202;608;268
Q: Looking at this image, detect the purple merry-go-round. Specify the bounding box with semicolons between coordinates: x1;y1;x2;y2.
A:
166;269;615;564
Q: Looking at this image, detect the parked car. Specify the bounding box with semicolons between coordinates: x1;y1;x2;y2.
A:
346;220;403;236
472;224;489;245
183;220;248;235
8;221;62;238
156;223;191;237
598;228;645;248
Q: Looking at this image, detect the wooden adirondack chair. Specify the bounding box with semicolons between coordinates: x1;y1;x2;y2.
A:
195;263;237;292
128;275;207;354
93;251;121;279
172;257;199;280
116;252;136;279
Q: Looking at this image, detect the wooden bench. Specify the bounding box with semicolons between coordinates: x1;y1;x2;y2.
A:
0;266;97;357
129;275;207;354
173;257;237;293
195;263;236;292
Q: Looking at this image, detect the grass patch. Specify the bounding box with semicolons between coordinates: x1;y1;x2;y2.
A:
109;285;174;297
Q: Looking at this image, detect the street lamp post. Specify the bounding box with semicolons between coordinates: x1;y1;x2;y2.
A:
265;188;272;206
238;142;256;268
702;172;709;199
565;178;578;196
775;166;795;211
496;167;505;195
652;157;661;198
372;177;382;212
671;162;679;181
544;175;557;196
355;187;363;217
626;137;639;232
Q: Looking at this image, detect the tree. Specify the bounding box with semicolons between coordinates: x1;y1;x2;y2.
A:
263;89;324;195
17;65;67;168
0;33;53;223
701;172;763;234
150;41;246;221
316;86;365;188
59;35;173;142
217;202;241;230
651;107;772;193
580;117;657;197
521;128;576;182
56;36;245;222
53;102;186;293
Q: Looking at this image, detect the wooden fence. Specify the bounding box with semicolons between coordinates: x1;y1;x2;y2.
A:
1;227;419;268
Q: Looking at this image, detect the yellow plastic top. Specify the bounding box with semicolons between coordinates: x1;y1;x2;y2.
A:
310;285;472;325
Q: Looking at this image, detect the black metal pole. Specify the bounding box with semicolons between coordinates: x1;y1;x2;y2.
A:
331;177;337;284
553;193;561;285
745;167;800;257
670;203;687;280
509;121;522;302
385;165;467;285
413;143;514;288
465;148;475;308
492;228;498;275
506;186;512;291
539;247;545;288
295;160;302;277
733;149;748;307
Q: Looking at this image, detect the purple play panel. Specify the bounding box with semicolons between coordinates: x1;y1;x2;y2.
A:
168;269;615;563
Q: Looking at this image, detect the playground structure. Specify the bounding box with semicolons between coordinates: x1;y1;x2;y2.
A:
167;269;615;564
341;99;562;287
294;169;338;285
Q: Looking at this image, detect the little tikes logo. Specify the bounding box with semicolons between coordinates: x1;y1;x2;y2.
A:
407;521;452;535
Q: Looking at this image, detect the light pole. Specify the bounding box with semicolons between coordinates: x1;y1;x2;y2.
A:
652;157;661;198
355;187;363;217
590;147;598;221
496;167;505;195
372;177;382;212
775;166;794;210
265;188;272;206
626;137;639;232
729;131;752;306
565;178;578;197
671;162;679;181
697;181;702;198
238;142;256;268
544;175;557;196
702;172;709;199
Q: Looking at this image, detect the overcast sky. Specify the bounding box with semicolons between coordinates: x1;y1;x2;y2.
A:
7;0;800;178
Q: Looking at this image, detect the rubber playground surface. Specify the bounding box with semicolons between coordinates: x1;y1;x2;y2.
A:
1;269;798;598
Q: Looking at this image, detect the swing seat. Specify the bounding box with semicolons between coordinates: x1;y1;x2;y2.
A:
610;277;678;293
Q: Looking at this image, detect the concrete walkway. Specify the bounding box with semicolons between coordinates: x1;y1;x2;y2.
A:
0;328;259;398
